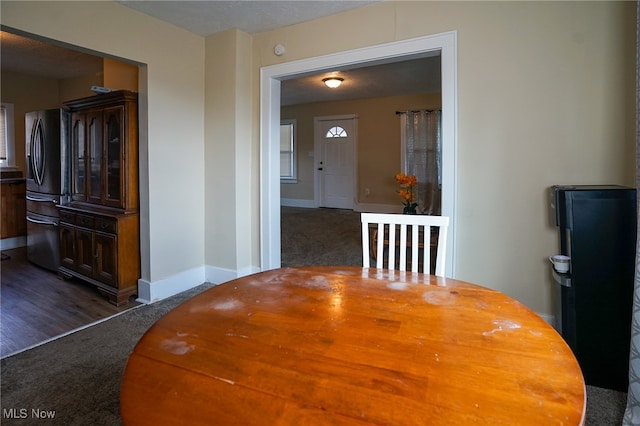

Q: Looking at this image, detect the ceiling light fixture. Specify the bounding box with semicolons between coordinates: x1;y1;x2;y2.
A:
323;77;344;89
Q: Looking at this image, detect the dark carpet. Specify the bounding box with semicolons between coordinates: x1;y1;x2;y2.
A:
0;282;215;425
280;206;362;268
0;207;628;424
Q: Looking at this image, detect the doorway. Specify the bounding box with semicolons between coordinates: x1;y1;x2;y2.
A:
261;31;458;276
1;31;147;352
315;115;357;209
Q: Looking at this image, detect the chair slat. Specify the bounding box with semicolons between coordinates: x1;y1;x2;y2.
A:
398;223;406;271
412;224;418;273
388;223;396;270
361;220;371;268
422;225;430;274
375;222;385;269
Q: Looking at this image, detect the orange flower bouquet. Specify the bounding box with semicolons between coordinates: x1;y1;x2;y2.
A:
395;173;418;214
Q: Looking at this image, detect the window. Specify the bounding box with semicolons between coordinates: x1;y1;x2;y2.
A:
399;110;442;215
325;126;347;138
0;103;15;168
280;119;296;182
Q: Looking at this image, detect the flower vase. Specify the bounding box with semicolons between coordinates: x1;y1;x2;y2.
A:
403;205;417;215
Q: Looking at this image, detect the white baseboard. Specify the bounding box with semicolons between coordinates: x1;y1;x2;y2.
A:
137;266;206;304
0;236;26;250
537;313;555;328
281;199;401;213
281;198;316;208
136;264;261;304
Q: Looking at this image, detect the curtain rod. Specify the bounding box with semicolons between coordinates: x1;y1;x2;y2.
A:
395;109;441;115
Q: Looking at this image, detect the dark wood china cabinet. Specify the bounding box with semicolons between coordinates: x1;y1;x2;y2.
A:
58;90;139;306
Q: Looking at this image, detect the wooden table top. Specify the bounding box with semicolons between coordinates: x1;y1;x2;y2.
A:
120;266;585;425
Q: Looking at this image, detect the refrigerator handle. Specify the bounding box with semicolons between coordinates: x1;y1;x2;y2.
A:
26;215;58;227
30;118;45;186
26;195;58;204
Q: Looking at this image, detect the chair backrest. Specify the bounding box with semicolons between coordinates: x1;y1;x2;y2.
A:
361;212;450;276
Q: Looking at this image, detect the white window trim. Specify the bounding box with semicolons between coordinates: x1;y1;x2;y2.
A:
280;119;297;183
0;103;16;168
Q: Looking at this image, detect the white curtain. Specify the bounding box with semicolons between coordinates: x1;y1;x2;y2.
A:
623;2;640;424
399;110;442;215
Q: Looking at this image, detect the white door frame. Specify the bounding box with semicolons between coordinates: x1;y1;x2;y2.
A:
314;114;358;209
260;31;458;277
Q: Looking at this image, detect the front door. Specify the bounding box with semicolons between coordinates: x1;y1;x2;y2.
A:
315;115;357;209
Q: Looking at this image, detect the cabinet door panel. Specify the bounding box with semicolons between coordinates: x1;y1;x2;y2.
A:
59;223;76;270
95;232;117;287
0;184;7;239
76;228;94;276
0;182;26;239
14;183;26;237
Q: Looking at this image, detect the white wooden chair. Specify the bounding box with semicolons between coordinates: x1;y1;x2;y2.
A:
361;212;450;277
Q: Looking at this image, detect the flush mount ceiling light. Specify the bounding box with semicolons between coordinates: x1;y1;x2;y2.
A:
323;77;344;88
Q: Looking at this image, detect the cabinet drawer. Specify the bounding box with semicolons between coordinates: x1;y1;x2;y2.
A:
76;214;94;228
59;210;76;224
95;218;117;234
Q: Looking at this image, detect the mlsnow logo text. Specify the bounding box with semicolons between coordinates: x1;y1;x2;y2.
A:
3;408;56;419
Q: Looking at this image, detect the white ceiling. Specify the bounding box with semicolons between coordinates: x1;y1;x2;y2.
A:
116;0;381;37
1;1;441;105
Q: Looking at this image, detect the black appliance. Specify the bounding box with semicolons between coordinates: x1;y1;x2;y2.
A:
25;108;69;271
550;185;637;391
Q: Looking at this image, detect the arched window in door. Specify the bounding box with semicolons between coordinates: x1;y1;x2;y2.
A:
325;126;347;138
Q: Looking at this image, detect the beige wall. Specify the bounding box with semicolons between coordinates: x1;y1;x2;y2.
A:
2;1;635;315
204;29;258;275
1;1;206;292
58;74;103;102
281;93;442;205
103;58;138;92
256;0;636;316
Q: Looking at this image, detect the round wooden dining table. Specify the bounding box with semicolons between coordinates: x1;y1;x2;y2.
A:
120;266;585;425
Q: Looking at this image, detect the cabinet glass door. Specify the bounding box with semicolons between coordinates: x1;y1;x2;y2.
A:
87;112;103;204
104;107;123;207
71;114;86;201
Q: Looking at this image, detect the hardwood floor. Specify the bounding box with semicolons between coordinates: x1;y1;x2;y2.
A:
0;246;139;358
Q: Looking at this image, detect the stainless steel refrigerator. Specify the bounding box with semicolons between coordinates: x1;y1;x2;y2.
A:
550;185;637;391
25;109;69;271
